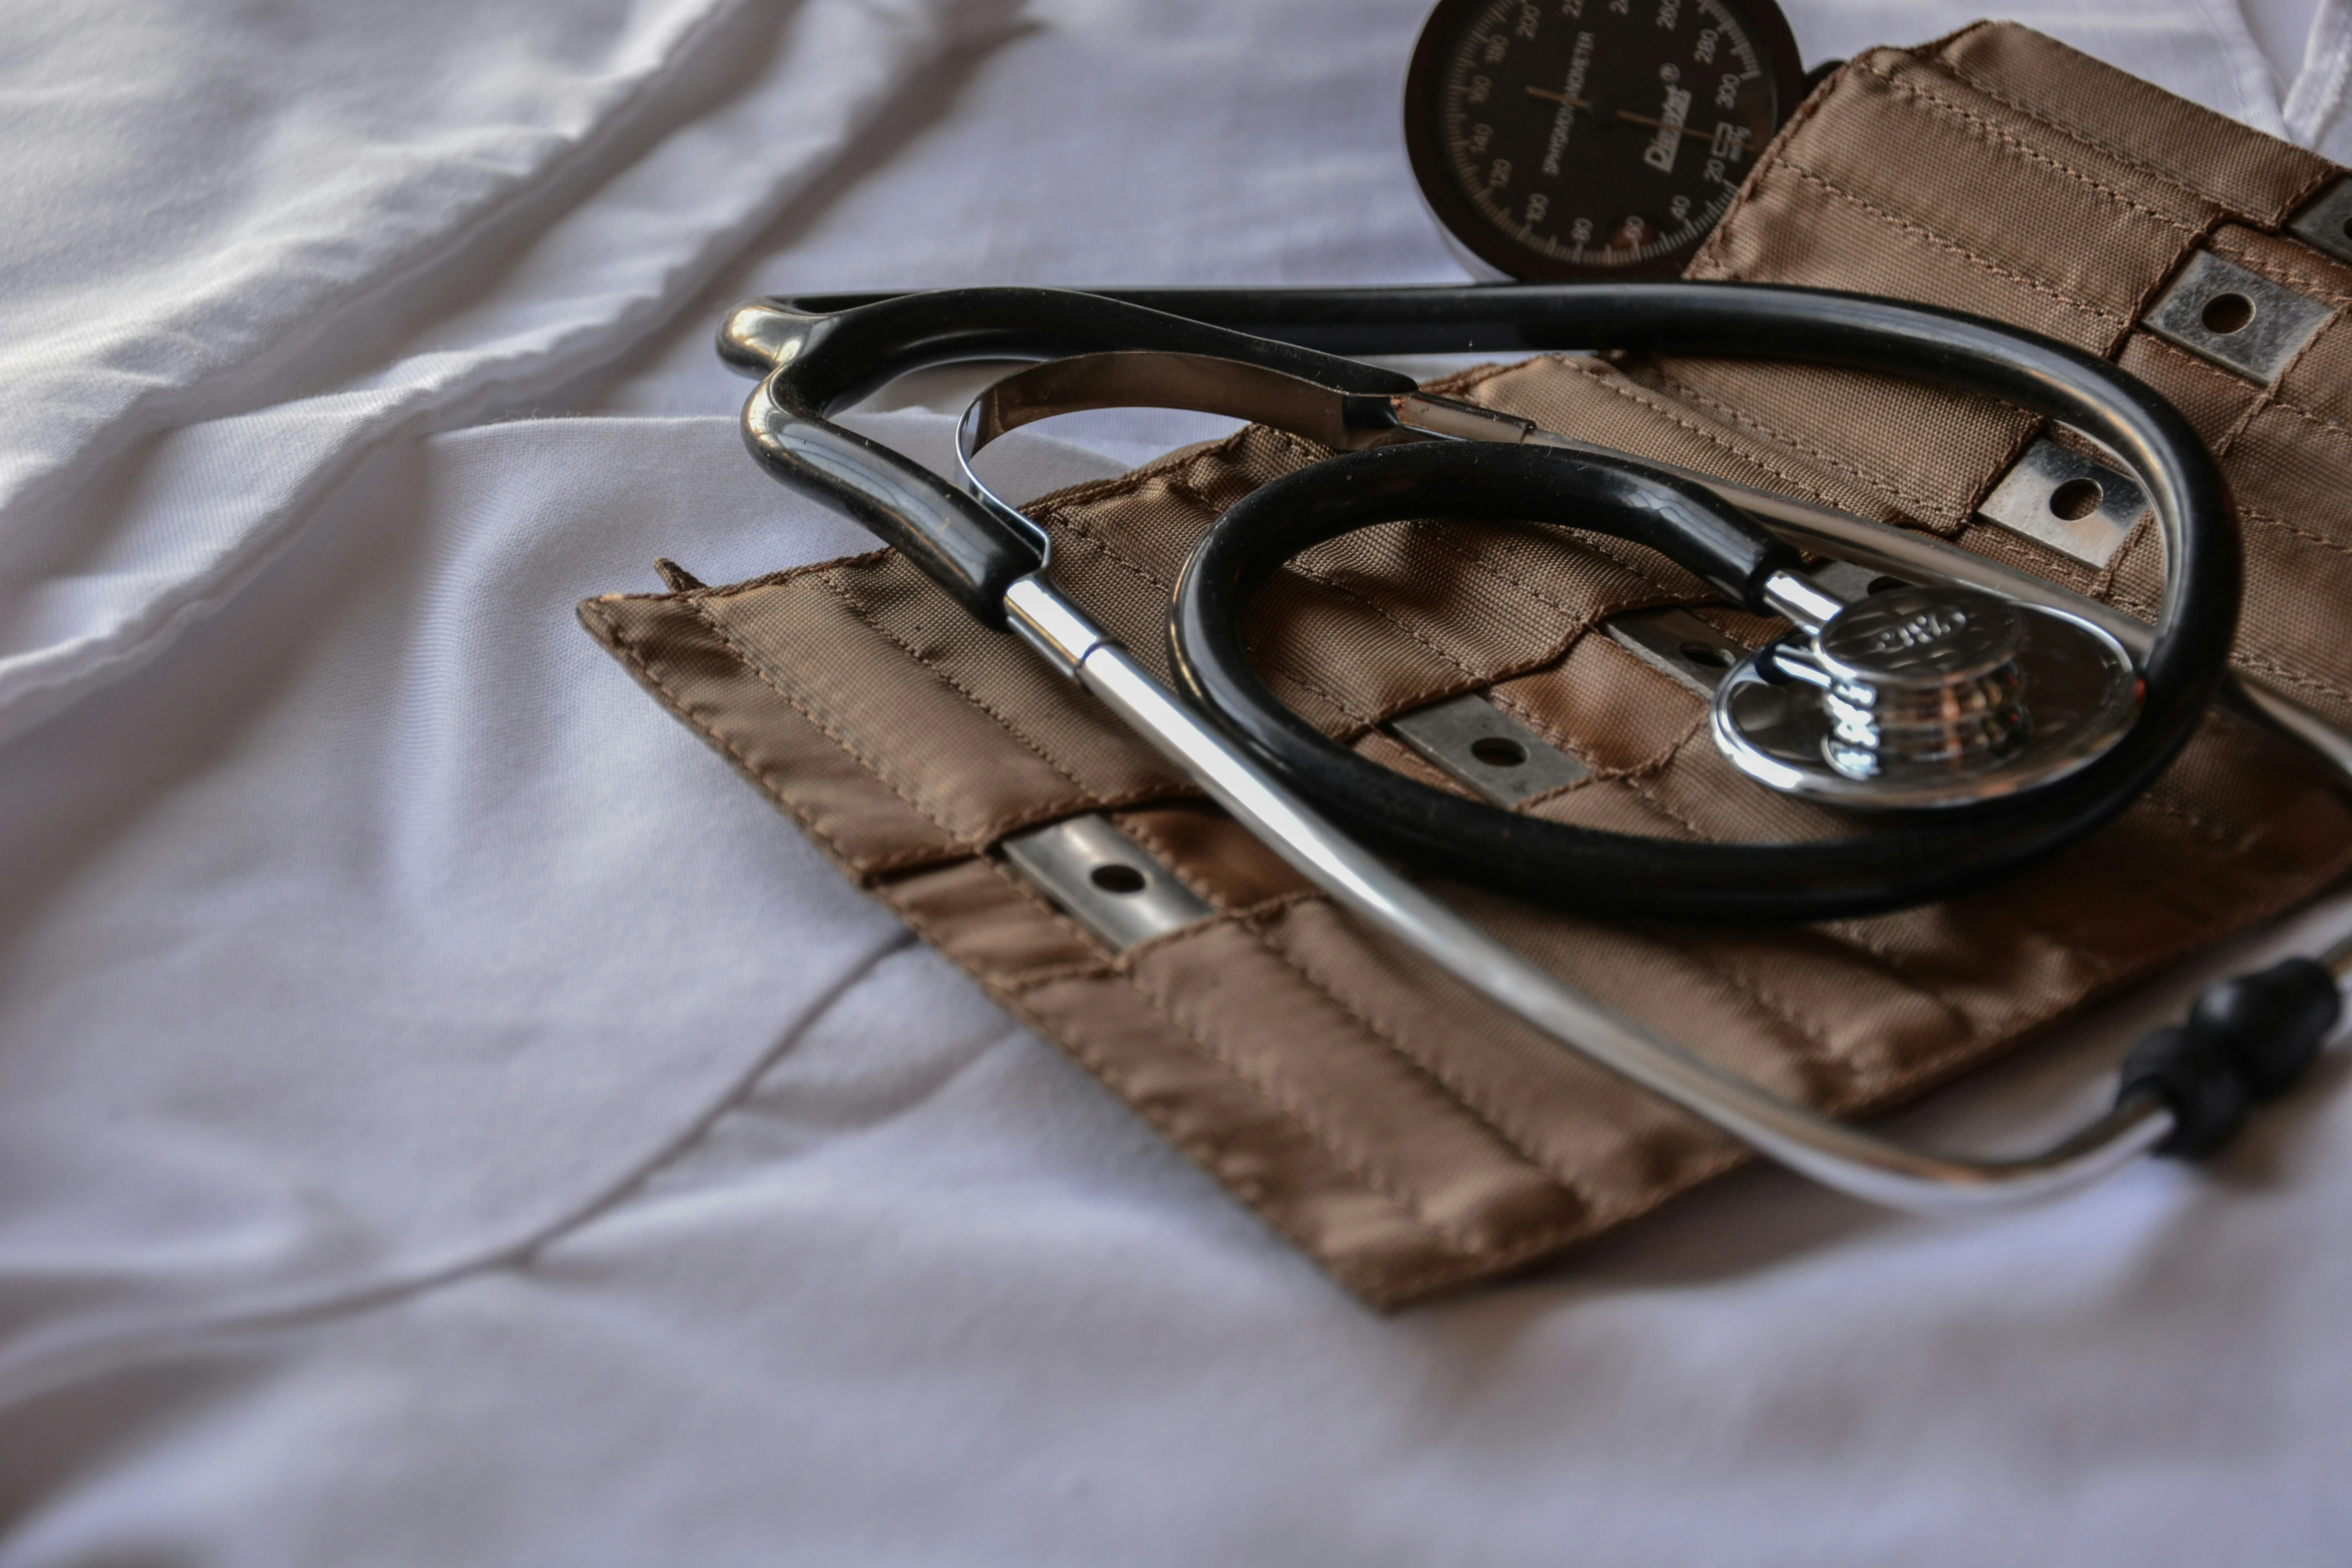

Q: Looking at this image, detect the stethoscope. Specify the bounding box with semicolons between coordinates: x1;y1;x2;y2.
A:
717;281;2352;1211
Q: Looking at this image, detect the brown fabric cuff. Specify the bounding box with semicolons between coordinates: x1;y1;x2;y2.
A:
580;23;2352;1308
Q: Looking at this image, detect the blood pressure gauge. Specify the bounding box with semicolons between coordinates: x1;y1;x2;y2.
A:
1404;0;1808;279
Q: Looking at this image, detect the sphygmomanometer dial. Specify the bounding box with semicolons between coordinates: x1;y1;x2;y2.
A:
1404;0;1807;280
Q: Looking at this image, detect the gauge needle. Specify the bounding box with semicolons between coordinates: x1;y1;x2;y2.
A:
1524;82;1726;141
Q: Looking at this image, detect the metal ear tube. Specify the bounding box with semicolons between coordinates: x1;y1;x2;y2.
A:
723;283;2351;1214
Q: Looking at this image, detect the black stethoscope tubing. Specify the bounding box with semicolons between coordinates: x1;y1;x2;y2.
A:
713;282;2349;1194
729;283;2239;921
1158;295;2239;918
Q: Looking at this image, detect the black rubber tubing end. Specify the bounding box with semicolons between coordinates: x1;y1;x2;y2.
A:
2118;957;2341;1158
2119;1025;2252;1158
2189;956;2342;1100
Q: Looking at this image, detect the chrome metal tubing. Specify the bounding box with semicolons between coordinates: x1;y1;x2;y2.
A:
1759;567;1845;634
1004;570;2181;1213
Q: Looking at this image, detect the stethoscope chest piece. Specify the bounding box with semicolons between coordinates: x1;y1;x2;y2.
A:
1711;583;2140;809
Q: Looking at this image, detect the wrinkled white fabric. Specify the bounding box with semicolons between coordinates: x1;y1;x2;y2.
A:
2284;0;2352;148
3;0;2351;1562
0;0;1017;742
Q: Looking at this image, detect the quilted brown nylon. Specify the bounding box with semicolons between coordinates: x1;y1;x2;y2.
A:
581;23;2352;1307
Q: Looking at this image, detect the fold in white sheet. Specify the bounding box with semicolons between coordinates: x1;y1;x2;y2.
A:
0;0;1015;743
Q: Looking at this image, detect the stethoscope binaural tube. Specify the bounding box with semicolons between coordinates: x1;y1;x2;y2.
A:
721;287;1424;625
717;282;2336;1210
761;283;2239;921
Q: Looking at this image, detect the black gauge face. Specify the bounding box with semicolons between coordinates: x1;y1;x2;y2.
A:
1404;0;1805;279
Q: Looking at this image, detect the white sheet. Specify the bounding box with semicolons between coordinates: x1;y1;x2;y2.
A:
4;1;2351;1562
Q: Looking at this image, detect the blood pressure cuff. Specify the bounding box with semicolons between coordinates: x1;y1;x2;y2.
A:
581;21;2352;1308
